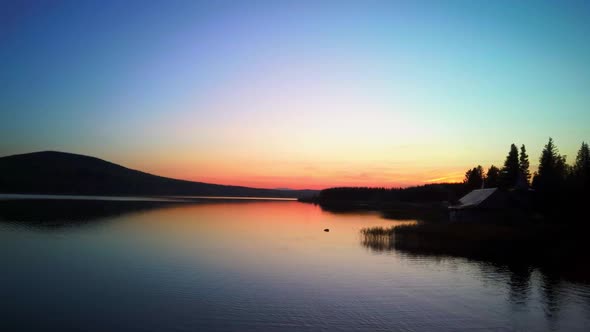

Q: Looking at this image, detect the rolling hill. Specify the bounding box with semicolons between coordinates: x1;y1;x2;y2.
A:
0;151;318;198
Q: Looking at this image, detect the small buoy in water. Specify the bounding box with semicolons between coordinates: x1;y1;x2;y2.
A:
324;228;330;232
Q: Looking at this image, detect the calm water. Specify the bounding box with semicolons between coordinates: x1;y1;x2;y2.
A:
1;199;589;331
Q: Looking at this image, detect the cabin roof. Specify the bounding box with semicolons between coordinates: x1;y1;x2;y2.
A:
450;188;498;210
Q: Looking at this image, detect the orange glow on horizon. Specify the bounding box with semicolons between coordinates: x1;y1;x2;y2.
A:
107;144;489;190
130;162;468;190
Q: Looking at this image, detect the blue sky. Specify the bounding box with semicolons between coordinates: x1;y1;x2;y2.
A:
1;0;589;188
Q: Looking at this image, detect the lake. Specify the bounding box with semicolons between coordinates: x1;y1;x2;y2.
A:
1;198;589;331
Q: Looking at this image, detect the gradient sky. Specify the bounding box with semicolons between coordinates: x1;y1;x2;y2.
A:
1;0;589;189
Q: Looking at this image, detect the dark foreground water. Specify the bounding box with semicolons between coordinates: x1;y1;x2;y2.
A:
1;198;589;331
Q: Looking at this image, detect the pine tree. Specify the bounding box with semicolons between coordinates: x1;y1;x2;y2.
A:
485;165;500;188
464;166;484;190
535;137;567;193
500;144;520;188
574;142;590;180
538;138;557;179
519;144;530;184
572;142;590;193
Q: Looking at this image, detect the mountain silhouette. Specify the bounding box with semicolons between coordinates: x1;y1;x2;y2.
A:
0;151;317;198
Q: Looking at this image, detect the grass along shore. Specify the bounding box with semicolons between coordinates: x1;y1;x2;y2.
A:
361;221;590;282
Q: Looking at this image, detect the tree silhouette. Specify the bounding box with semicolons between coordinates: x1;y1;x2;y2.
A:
310;138;589;220
533;138;567;200
519;144;531;185
485;165;500;188
573;142;589;186
537;138;558;179
500;144;520;189
317;184;468;203
564;142;590;214
464;165;484;190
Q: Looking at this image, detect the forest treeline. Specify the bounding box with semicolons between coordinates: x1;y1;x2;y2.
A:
314;138;590;218
317;183;468;204
464;138;589;217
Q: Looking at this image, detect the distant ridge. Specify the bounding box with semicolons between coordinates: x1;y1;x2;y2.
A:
0;151;318;198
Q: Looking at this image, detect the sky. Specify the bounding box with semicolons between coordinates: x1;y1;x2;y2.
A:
1;0;589;189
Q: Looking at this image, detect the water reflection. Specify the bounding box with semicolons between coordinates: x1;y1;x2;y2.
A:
0;198;285;229
0;199;186;228
360;230;590;328
507;265;532;306
360;233;394;253
1;199;589;331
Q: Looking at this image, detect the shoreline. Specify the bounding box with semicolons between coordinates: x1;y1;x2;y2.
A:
361;222;590;283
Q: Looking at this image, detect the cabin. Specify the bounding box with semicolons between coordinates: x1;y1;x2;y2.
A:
449;188;530;222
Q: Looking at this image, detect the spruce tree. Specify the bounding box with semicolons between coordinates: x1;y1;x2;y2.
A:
574;142;590;180
535;137;567;193
485;165;500;188
464;166;484;190
572;142;590;205
538;138;557;180
519;144;530;184
500;144;520;188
